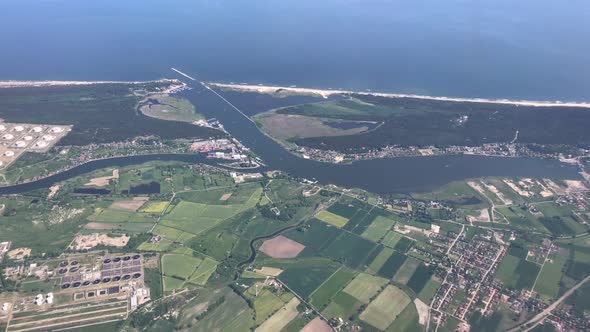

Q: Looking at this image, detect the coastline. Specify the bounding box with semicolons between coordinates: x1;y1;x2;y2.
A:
209;82;590;108
0;79;181;89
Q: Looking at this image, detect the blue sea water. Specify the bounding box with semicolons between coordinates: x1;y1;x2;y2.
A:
0;0;589;101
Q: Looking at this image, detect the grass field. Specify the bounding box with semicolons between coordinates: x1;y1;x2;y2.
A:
381;231;403;248
377;251;407;278
316;210;349;228
386;302;422;332
368;247;394;273
162;253;202;279
140;201;169;214
360;285;411;330
534;252;567;299
163;276;185;292
153;224;184;241
137;238;173;251
343;273;388;304
418;278;441;304
309;266;356;309
407;264;435;294
495;253;541;289
361;215;397;242
247;287;285;324
190;289;253;332
321;232;378;268
188;257;219;285
322;291;362;320
278;259;340;299
256;297;300;332
393;257;421;284
284;219;341;252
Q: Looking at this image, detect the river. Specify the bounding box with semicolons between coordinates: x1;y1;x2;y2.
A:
0;82;580;195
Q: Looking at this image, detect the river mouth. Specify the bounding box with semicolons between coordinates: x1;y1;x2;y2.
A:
0;82;581;196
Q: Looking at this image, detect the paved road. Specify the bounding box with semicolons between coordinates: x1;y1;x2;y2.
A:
508;274;590;332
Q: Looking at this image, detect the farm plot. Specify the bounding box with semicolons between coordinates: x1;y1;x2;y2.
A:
316;210;349;228
381;231;403;248
368;247;394;273
188;257;219;286
534;252;568;299
284;219;341;252
361;215;397;242
140;201;169;214
343;273;388;304
495;253;541;290
259;236;305;259
377;251;407;279
393;257;421;284
162;254;202;280
255;297;300;332
278;259;340;299
309;266;356;309
161;253;218;290
244;286;286;324
321;232;378;269
360;285;411;330
322;291;363;320
406;264;435;294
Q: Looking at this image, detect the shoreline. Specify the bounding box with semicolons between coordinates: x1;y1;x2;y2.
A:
0;79;181;89
209;82;590;108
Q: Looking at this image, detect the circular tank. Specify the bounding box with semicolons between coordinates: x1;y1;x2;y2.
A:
23;135;33;141
14;126;24;132
15;141;26;148
36;141;48;148
51;127;64;133
3;134;14;140
33;126;43;132
4;151;15;157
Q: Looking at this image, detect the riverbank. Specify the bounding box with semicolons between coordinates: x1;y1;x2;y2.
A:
209;82;590;108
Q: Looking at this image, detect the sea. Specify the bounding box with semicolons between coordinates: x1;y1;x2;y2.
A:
0;0;586;194
0;0;589;101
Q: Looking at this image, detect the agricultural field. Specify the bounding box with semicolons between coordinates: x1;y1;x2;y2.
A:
161;252;218;291
309;266;356;309
495;245;541;290
277;259;341;299
343;273;388;304
361;215;397;242
360;285;411;330
315;210;349;228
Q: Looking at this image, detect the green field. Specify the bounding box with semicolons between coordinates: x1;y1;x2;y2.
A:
153;224;184;241
162;253;202;279
246;287;285;324
534;252;568;299
316;210;349;228
188;257;219;285
418;278;441;304
322;291;362;320
377;251;407;278
343;273;388;304
393;257;421;284
381;231;403;248
278;259;340;299
495;253;541;290
256;298;300;332
360;285;411;330
368;247;394;273
321;232;378;268
361;215;397;242
309;266;356;309
140;201;169;214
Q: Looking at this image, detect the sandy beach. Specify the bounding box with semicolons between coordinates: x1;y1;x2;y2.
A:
209;82;590;108
0;79;181;89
